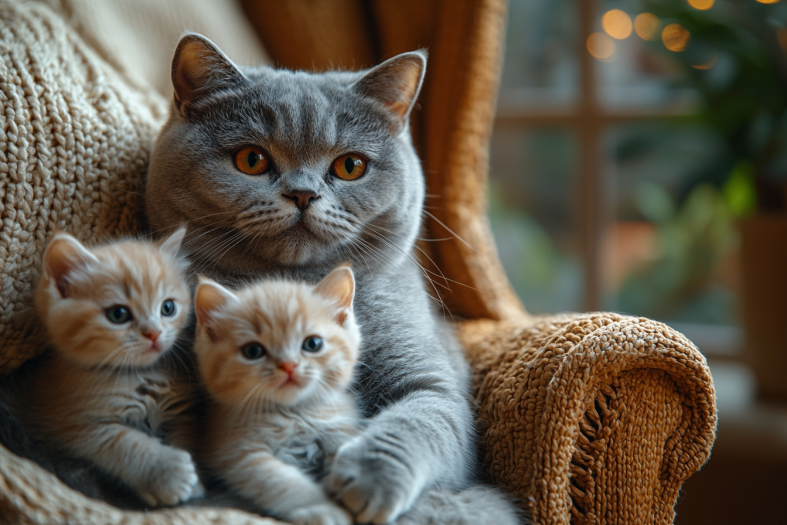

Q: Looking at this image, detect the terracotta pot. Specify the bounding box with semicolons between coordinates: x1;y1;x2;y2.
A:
740;214;787;402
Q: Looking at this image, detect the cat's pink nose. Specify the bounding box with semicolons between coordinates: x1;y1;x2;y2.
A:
282;190;319;211
142;330;161;343
278;362;298;375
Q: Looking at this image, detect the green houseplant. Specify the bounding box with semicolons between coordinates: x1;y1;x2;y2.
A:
644;0;787;400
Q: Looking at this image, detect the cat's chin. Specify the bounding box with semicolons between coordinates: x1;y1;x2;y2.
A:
272;228;330;266
268;382;320;407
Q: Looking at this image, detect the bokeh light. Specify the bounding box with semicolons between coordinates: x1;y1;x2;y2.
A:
635;13;662;41
602;9;633;39
692;55;718;69
778;27;787;50
756;0;780;4
587;32;616;61
688;0;715;9
662;23;691;52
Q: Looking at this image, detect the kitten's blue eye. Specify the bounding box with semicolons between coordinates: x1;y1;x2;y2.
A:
302;336;323;353
242;343;266;360
106;305;132;324
161;300;176;317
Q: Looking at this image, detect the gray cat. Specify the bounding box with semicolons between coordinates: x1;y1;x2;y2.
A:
145;33;522;525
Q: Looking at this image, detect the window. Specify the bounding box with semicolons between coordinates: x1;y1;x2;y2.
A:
490;0;754;353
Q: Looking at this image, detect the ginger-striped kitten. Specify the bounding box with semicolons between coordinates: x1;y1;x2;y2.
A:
194;265;360;525
23;229;201;507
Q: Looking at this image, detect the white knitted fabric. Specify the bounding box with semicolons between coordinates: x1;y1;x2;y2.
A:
39;0;271;98
0;0;166;373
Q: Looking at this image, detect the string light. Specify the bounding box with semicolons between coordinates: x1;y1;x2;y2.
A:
602;9;633;39
687;0;715;9
662;23;691;52
587;32;616;61
634;13;662;41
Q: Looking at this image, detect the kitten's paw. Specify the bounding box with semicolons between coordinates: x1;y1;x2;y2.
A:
288;502;352;525
138;447;201;507
326;435;420;524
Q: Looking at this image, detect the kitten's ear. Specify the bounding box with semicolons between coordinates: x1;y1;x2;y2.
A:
43;234;98;298
171;33;247;116
353;51;427;130
315;264;355;325
157;227;186;258
194;276;236;330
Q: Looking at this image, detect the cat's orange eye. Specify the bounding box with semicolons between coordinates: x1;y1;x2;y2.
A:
234;146;269;175
331;154;367;181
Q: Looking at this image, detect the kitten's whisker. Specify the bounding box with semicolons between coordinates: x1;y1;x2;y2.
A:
188;229;239;272
201;230;249;275
146;211;239;237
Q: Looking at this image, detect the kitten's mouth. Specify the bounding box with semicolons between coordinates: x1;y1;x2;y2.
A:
141;342;160;355
279;375;300;388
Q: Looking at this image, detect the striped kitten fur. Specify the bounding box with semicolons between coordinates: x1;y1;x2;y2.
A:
193;265;359;525
20;229;202;507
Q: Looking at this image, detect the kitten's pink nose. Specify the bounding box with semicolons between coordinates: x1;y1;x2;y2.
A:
278;362;298;376
282;190;319;211
142;330;161;343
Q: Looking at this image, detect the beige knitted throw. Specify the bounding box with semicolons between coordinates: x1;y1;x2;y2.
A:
0;2;717;524
0;0;165;373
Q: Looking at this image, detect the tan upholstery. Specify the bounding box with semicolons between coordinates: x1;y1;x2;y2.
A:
460;315;715;524
0;0;717;523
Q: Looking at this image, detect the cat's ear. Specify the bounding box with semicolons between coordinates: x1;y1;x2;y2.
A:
353;50;427;131
43;233;98;298
195;276;237;336
171;33;247;116
157;227;186;258
315;264;355;326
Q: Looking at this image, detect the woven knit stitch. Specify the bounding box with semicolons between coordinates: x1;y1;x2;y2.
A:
460;314;717;524
0;0;166;374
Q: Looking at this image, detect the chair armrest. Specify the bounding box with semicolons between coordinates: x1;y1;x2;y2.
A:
459;313;717;525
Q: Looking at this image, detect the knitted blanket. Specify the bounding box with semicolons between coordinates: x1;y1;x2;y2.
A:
0;0;166;373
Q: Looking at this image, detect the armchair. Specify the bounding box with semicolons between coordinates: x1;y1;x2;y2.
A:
0;1;716;523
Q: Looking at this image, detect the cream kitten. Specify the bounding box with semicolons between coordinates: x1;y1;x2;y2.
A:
194;265;360;525
22;229;202;507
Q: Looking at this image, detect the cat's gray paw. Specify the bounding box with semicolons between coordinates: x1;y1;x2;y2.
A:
138;446;201;507
288;502;353;525
327;435;420;524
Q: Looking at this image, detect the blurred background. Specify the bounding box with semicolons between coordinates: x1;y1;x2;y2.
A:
491;0;787;522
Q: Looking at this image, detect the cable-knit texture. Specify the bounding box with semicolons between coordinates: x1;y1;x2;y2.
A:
460;314;717;524
0;0;166;374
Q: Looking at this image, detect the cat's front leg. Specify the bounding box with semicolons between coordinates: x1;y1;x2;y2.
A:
326;389;472;524
72;423;200;506
225;451;352;525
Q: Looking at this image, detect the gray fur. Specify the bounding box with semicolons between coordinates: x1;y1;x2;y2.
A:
145;34;522;524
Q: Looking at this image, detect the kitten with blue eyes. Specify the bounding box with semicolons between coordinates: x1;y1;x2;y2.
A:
20;229;202;507
193;265;359;525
